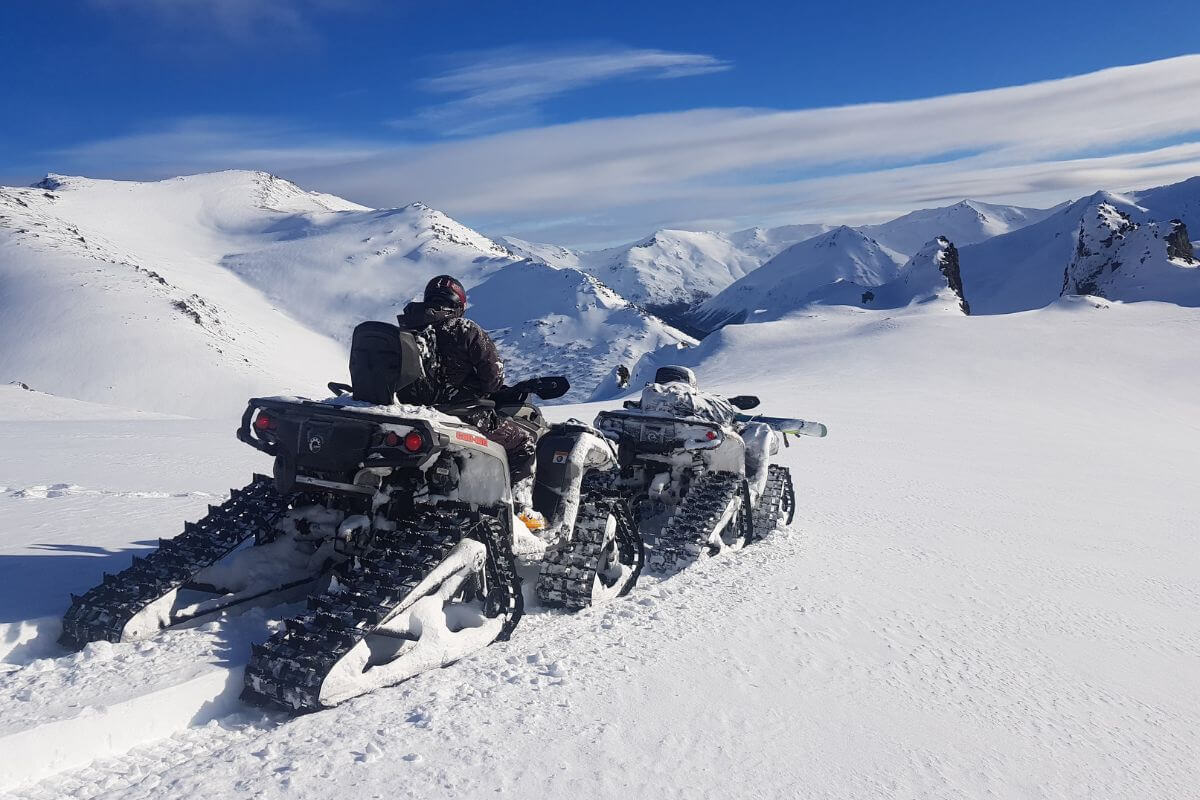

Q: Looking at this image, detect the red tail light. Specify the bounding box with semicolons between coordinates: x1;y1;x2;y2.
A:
383;431;401;447
705;430;718;441
403;431;424;452
254;413;273;431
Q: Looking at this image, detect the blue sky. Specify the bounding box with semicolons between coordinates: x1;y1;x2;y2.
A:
4;0;1200;245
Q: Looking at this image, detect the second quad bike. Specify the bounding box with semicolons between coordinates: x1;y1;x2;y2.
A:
593;366;825;574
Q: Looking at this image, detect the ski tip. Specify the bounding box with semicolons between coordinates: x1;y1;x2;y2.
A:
782;422;828;438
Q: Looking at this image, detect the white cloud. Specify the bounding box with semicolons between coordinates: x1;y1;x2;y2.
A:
55;117;388;174
88;0;358;40
40;55;1200;246
400;45;732;135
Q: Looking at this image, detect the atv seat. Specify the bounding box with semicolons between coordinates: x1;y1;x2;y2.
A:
436;398;496;417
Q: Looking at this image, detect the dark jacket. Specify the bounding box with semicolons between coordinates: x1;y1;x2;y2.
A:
398;301;504;399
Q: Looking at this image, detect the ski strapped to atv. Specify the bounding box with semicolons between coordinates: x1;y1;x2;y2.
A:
59;320;644;712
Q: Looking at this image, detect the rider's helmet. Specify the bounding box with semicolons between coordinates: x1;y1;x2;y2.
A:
654;365;697;386
424;275;467;312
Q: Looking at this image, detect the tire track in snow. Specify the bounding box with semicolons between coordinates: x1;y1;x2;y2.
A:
8;526;806;799
3;485;219;501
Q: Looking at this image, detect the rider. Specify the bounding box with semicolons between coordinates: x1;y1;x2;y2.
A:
398;275;503;402
398;275;538;482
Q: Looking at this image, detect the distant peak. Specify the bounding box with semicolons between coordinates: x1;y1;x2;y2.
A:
1080;189;1128;207
32;174;69;190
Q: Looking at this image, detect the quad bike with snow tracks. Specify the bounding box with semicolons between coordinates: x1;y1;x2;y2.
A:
58;321;642;712
593;368;824;574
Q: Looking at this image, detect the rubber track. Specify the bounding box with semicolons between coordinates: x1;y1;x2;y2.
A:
536;477;643;610
646;470;747;575
751;465;795;541
59;475;284;650
242;504;521;713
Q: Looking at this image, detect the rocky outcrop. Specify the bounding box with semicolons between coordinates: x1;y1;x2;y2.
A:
1166;219;1197;263
1059;200;1200;305
1062;203;1136;298
936;239;970;315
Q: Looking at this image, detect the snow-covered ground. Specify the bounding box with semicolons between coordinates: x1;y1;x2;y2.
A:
1;300;1196;798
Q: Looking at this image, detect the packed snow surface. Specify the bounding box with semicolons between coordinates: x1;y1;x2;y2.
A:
1;300;1197;798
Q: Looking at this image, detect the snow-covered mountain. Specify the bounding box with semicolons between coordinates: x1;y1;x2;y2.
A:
856;199;1052;257
689;226;905;329
958;185;1200;314
0;172;693;414
506;224;833;315
467;260;694;402
680;178;1199;328
503;200;1044;320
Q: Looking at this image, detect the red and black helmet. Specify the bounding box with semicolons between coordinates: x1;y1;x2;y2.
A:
424;275;467;310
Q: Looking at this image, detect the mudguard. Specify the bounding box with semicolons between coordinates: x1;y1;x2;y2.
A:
533;422;617;538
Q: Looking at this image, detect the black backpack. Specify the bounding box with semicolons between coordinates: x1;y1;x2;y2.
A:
348;321;433;405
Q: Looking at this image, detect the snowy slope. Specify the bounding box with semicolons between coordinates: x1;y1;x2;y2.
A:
0;172;692;411
468;260;695;402
690;226;906;329
803;236;971;315
857;199;1052;256
1129;175;1200;230
221;201;517;342
0;172;355;417
498;236;584;269
725;221;834;258
2;300;1198;797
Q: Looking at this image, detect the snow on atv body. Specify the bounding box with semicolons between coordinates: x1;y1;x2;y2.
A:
57;322;642;713
594;379;809;573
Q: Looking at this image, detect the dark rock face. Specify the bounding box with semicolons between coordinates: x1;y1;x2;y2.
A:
861;290;875;303
1166;219;1197;264
32;176;63;191
936;238;971;315
1062;205;1135;298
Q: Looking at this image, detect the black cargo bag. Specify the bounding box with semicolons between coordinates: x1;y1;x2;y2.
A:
348;321;427;405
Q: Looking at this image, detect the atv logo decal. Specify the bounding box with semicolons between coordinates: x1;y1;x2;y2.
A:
553;450;570;464
307;434;325;453
455;431;490;446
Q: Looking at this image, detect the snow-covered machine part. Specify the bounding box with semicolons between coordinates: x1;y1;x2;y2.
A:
639;381;737;426
594;380;812;574
531;421;617;543
243;504;521;712
58;476;288;649
531;421;643;609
